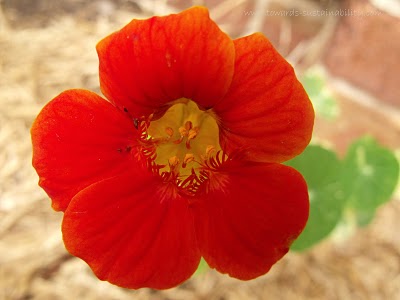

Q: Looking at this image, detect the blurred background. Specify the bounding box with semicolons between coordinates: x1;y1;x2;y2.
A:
0;0;399;299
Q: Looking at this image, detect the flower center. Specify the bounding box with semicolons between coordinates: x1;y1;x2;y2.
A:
135;98;227;197
148;99;220;173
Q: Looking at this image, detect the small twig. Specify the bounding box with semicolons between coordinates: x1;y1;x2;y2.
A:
286;0;340;71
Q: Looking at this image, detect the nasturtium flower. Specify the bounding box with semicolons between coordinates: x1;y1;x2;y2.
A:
31;7;314;289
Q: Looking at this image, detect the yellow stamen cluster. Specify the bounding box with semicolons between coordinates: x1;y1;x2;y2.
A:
140;99;222;184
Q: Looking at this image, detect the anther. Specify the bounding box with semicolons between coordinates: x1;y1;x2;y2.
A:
174;125;187;144
182;153;195;168
201;145;216;162
187;127;199;140
186;127;199;149
168;156;180;172
205;145;216;158
165;127;174;138
178;126;187;137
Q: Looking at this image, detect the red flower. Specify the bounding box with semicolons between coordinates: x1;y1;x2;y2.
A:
31;7;314;289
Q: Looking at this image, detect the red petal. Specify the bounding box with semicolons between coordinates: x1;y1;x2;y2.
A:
214;33;314;163
31;89;138;211
192;162;309;280
97;6;235;117
62;171;200;289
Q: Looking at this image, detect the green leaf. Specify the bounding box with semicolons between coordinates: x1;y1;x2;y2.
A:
301;72;324;96
286;145;346;251
195;258;209;275
341;136;399;226
301;69;340;120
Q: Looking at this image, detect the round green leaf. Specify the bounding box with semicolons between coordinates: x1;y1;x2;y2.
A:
286;145;345;251
341;136;399;226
